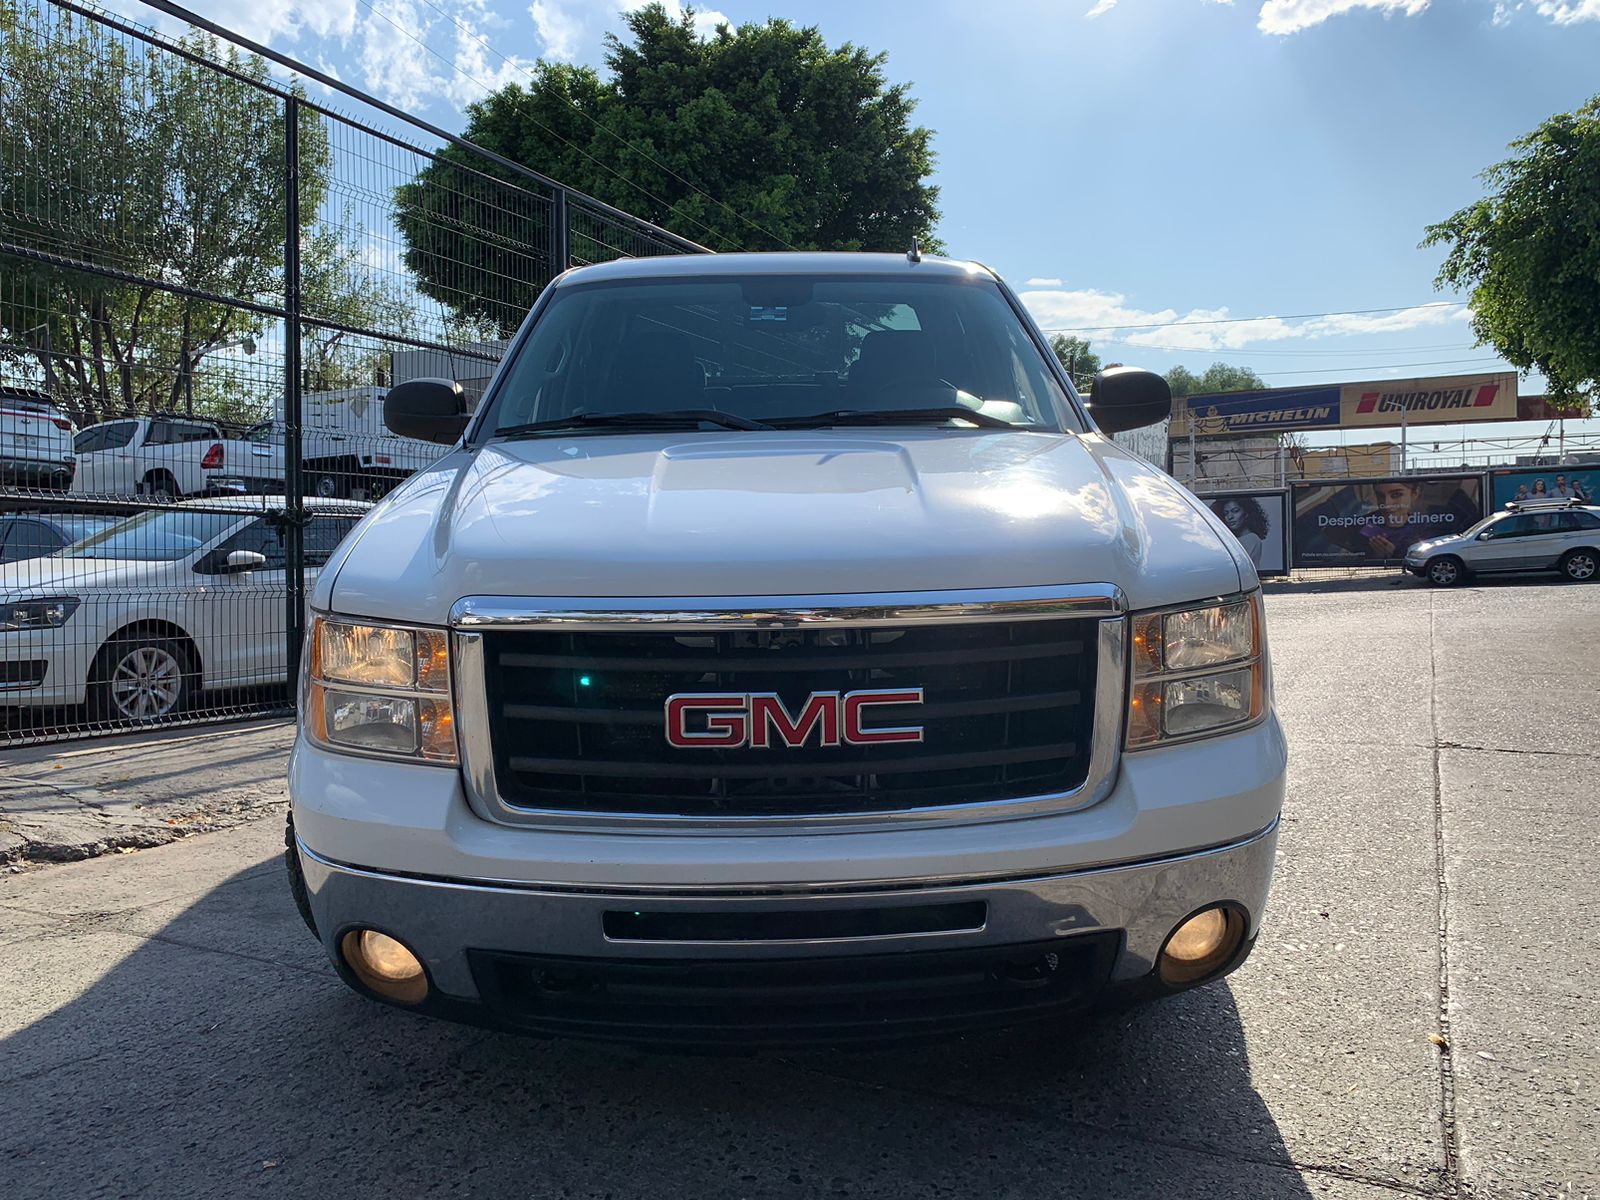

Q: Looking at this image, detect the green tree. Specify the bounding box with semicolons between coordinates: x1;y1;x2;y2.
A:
1049;335;1101;387
1165;362;1266;401
0;5;405;426
1423;98;1600;414
396;3;941;334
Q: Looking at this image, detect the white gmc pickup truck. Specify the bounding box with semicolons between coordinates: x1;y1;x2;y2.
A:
287;252;1287;1046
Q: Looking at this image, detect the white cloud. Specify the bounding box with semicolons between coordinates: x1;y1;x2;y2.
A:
443;4;536;105
1534;0;1600;21
1085;0;1120;17
357;0;442;110
620;0;731;39
531;1;585;61
1026;277;1064;287
1256;0;1430;35
1019;285;1468;352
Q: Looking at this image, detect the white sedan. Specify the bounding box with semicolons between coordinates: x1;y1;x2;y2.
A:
0;496;369;723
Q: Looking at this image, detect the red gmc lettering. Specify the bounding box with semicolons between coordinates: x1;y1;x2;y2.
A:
749;692;841;748
842;689;925;745
663;694;748;748
664;689;925;748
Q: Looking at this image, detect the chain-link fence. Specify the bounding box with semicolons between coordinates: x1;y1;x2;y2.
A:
0;0;707;745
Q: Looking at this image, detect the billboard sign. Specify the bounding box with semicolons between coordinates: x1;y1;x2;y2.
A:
1337;372;1518;429
1489;466;1600;510
1174;372;1520;437
1172;386;1340;438
1291;475;1484;567
1200;491;1290;576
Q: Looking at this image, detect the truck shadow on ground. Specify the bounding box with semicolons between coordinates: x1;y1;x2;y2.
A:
0;859;1315;1199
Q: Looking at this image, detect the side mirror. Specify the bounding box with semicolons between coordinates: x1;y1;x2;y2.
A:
384;378;469;445
224;549;268;573
197;548;268;575
1085;366;1173;434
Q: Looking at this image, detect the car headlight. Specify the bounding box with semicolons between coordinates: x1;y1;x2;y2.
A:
304;616;456;764
1126;594;1266;748
2;596;81;631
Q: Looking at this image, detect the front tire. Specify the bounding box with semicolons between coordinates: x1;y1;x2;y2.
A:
87;633;194;724
1560;549;1598;582
285;814;319;937
1427;556;1465;587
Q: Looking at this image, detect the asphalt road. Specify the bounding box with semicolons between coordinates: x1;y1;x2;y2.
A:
2;577;1596;1199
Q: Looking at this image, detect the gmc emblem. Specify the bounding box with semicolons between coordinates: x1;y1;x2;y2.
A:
664;689;925;749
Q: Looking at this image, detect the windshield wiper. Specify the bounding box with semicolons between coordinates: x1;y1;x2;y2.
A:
768;406;1022;431
494;409;773;438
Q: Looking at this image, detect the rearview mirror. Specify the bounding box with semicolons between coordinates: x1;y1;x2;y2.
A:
1085;366;1173;434
384;378;469;445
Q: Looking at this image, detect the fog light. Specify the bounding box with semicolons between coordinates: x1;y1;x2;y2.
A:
341;929;429;1004
1158;907;1245;986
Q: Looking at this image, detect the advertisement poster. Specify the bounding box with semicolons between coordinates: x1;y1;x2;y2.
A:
1172;371;1520;438
1490;466;1600;510
1202;491;1289;576
1291;476;1483;567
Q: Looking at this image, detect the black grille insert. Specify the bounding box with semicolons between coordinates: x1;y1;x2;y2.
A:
469;934;1120;1045
602;901;988;943
482;617;1099;817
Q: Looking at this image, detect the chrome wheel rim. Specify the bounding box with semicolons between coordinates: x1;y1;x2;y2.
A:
1569;554;1596;580
1430;561;1457;584
315;476;338;497
109;646;182;720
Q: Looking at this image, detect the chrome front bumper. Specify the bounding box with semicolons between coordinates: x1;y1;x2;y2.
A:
297;817;1279;1040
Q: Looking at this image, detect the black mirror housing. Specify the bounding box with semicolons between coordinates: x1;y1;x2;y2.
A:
1085;366;1173;434
385;378;469;445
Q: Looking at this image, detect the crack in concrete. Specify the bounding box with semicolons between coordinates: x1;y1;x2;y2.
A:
1435;741;1600;762
1427;596;1464;1197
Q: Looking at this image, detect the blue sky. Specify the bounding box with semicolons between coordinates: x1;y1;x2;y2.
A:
129;0;1600;451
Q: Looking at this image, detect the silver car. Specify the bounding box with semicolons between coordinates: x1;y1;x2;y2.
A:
1405;499;1600;586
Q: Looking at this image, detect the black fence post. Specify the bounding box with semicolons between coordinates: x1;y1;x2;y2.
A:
552;187;571;276
283;96;306;693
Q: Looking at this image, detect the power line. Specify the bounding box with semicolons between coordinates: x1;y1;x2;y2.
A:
1252;357;1504;378
1038;301;1462;334
406;0;800;252
350;0;742;251
1091;336;1480;358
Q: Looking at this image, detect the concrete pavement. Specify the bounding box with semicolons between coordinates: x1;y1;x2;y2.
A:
1;579;1595;1198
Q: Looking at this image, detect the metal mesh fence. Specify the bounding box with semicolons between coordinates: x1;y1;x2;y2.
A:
0;0;709;745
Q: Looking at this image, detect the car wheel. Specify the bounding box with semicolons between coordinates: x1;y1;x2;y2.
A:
1560;549;1598;582
1426;556;1465;587
140;472;178;501
88;634;194;723
312;473;347;500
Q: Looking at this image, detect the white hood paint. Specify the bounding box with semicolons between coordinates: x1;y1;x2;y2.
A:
317;430;1247;621
0;556;187;598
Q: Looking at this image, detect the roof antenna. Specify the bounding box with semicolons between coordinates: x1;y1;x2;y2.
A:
907;237;922;264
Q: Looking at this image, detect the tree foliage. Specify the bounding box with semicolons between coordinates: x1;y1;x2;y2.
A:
1165;362;1266;401
0;5;403;426
1049;335;1101;387
1424;97;1600;413
395;3;942;334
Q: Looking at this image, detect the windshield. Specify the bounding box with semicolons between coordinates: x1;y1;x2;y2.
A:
479;274;1073;436
63;509;243;561
53;517;116;546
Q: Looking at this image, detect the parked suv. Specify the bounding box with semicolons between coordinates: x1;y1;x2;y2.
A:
0;390;76;491
287;252;1287;1045
1404;498;1600;585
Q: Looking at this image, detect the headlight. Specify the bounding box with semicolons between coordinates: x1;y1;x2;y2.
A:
2;596;81;631
1126;594;1266;748
304;616;456;764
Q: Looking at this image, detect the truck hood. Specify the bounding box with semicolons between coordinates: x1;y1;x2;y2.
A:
320;430;1247;621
